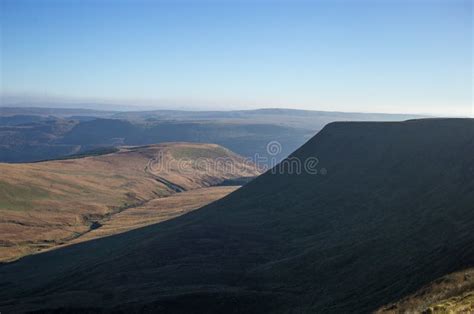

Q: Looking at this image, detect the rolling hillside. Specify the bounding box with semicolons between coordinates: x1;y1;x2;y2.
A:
0;119;472;313
0;143;259;262
0;107;423;163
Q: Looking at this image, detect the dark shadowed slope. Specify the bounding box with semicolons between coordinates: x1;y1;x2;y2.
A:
0;119;473;313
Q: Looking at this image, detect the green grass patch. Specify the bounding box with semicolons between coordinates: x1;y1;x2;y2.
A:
0;181;51;211
170;146;232;160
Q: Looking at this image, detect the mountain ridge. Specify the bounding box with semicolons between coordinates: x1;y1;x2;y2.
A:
0;118;472;313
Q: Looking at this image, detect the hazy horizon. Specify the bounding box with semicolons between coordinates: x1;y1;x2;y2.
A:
1;0;472;116
0;90;470;117
0;92;440;115
1;2;474;312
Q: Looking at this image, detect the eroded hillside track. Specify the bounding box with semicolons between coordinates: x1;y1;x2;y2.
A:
0;143;260;263
144;157;186;193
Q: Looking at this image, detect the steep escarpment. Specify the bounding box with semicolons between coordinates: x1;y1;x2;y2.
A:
0;119;473;313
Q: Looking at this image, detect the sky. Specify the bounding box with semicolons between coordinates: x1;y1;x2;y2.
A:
0;0;472;115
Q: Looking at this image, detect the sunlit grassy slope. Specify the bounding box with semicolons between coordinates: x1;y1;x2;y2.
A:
0;143;259;262
376;268;474;313
0;119;472;313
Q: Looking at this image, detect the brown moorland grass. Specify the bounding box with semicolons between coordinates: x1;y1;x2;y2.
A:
0;143;259;262
64;186;240;246
376;268;474;313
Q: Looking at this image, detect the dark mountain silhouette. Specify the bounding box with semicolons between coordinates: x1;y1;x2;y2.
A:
0;118;473;313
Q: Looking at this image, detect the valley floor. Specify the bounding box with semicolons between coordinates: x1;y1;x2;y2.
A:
62;186;238;247
1;186;237;263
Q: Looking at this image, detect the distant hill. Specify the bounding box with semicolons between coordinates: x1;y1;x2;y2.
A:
0;107;424;163
0;143;259;262
58;119;313;164
0;106;116;117
0;118;472;313
112;108;425;130
0;117;81;162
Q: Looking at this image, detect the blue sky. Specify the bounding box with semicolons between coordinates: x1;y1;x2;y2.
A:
1;0;472;115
